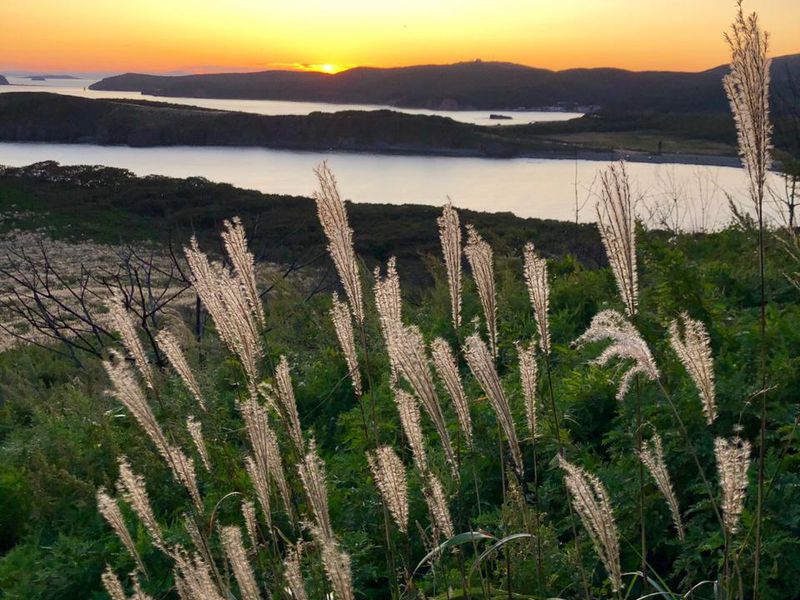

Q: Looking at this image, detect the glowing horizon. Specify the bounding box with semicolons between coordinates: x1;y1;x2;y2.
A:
1;1;799;76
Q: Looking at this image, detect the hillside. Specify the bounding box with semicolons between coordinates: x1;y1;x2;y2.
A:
0;93;751;160
91;55;800;113
0;76;8;85
0;92;593;157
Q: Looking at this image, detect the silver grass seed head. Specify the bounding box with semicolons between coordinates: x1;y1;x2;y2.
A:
559;457;622;593
464;225;498;358
313;162;364;323
393;325;457;477
101;565;127;600
367;446;410;533
574;309;659;400
221;216;265;329
156;329;205;410
242;499;258;548
597;162;638;318
220;526;260;600
464;332;524;479
515;339;539;439
245;455;272;529
283;543;309;600
638;433;685;541
330;292;362;396
116;455;165;550
275;355;305;453
522;243;551;355
298;437;333;541
430;337;473;447
715;435;752;535
423;472;454;542
724;2;773;211
106;289;155;389
393;387;428;474
186;416;212;472
172;545;226;600
97;488;146;574
311;526;355;600
103;351;170;460
669;313;716;424
438;201;463;331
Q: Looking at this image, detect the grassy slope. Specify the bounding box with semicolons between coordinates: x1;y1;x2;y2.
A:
0;164;606;283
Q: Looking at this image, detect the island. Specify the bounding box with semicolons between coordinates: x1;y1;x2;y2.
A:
0;75;8;85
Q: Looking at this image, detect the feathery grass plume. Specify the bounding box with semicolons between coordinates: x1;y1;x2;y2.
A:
103;350;169;458
724;2;772;215
438;200;462;331
374;256;403;382
431;337;473;448
239;398;291;514
220;526;260;600
131;575;154;600
393;387;428;474
311;525;355;600
464;332;524;479
244;455;272;529
221;216;265;329
101;565;127;600
715;436;752;535
156;329;205;410
273;355;305;452
116;456;165;551
367;446;409;533
107;289;154;389
166;444;203;512
423;473;454;541
330;291;362;396
184;237;262;398
393;325;457;476
242;500;258;548
104;352;201;508
515;340;539;439
559;457;622;593
283;543;309;600
668;313;717;424
173;547;225;600
574;309;659;400
638;433;685;541
186;416;211;472
464;225;498;357
597;162;638;317
298;437;334;540
313;162;364;323
522;243;551;355
97;489;146;574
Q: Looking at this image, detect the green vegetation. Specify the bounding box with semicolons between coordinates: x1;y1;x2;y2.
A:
0;161;798;599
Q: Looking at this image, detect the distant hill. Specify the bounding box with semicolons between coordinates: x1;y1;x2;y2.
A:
0;75;8;85
91;55;800;114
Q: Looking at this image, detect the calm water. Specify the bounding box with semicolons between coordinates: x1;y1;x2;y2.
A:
0;77;583;126
0;141;776;231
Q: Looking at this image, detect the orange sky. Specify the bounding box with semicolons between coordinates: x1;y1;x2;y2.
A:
2;1;799;75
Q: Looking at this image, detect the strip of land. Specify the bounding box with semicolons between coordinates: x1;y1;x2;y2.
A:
0;93;751;166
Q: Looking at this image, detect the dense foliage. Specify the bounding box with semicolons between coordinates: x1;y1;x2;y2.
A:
0;200;798;598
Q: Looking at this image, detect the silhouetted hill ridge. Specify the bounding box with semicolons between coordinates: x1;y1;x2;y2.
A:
91;55;800;113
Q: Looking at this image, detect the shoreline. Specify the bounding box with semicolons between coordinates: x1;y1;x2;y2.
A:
0;139;743;169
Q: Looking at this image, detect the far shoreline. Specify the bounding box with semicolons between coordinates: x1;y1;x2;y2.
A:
0;139;745;169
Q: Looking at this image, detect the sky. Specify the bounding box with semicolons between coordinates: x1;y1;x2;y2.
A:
2;1;799;75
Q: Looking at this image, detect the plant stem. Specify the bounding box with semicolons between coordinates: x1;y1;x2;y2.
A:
753;191;768;600
544;354;591;600
635;375;647;580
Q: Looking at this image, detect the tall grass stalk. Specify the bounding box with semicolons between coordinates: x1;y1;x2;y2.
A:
723;4;773;596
